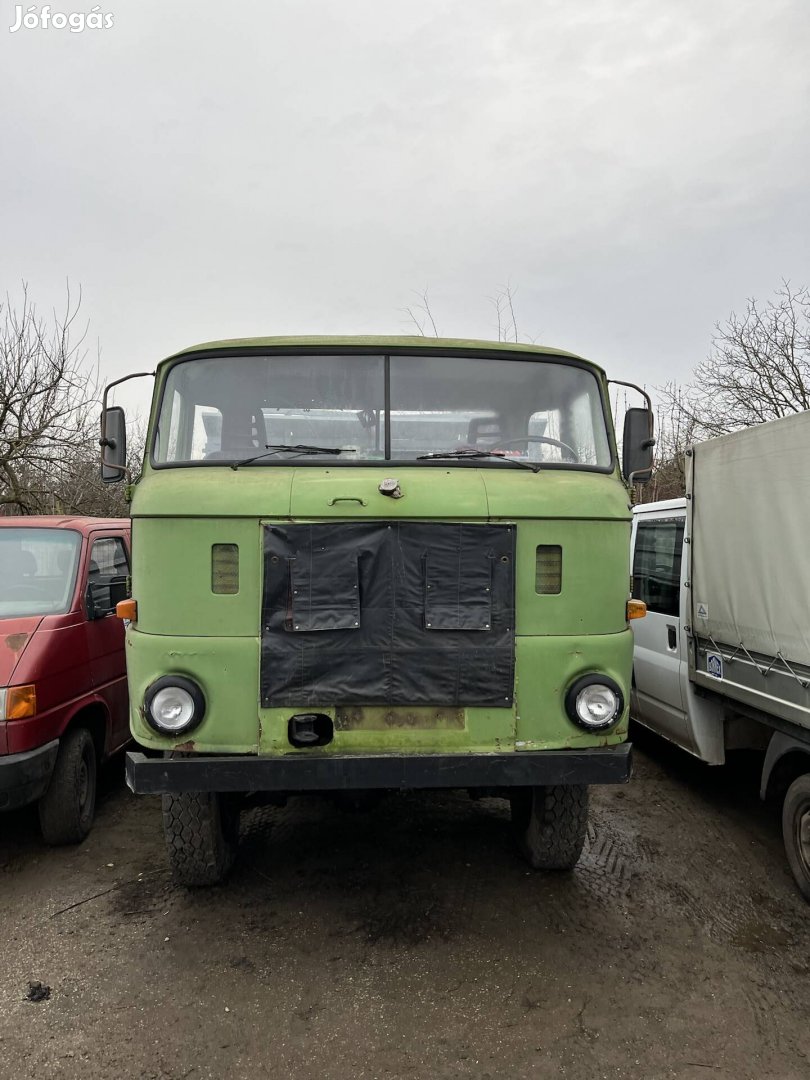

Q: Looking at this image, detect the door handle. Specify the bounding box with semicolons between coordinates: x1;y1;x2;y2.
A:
667;625;677;649
328;496;368;506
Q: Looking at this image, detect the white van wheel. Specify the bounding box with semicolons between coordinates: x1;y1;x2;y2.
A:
783;775;810;903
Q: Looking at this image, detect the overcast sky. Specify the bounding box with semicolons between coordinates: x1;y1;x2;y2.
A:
2;0;809;414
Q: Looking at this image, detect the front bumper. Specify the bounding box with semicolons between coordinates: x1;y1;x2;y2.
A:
126;744;632;794
0;740;59;811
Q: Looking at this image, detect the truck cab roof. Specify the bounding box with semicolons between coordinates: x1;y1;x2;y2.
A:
162;335;595;367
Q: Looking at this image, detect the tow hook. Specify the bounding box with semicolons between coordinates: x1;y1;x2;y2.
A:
288;713;334;748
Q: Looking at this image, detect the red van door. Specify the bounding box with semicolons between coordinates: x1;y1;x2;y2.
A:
84;533;130;752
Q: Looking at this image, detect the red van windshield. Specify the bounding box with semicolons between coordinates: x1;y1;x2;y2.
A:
0;528;81;618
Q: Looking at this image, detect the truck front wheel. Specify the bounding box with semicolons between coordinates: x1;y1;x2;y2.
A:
510;785;589;870
39;727;97;845
162;791;240;887
783;775;810;902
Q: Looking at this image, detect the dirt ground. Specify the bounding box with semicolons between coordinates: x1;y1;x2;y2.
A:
1;731;808;1080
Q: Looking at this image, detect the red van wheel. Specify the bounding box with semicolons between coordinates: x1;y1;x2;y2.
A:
39;728;98;845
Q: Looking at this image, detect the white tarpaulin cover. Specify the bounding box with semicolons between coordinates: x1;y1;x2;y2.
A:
688;410;810;667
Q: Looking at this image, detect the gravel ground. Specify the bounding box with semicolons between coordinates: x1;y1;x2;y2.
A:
1;732;808;1080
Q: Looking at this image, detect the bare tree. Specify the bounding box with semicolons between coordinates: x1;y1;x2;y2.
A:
635;384;700;502
403;289;440;337
489;283;521;343
644;282;810;500
670;281;810;439
42;419;144;517
402;283;539;343
0;283;131;517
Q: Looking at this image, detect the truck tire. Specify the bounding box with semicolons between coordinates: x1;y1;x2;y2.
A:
782;774;810;903
38;727;97;845
162;792;239;887
511;785;589;870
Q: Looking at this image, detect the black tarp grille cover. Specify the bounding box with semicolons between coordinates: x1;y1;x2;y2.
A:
261;521;516;708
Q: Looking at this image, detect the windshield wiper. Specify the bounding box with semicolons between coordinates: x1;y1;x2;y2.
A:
416;449;540;472
231;444;356;470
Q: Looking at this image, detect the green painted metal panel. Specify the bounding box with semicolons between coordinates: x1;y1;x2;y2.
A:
514;520;631;636
287;468;488;519
131;465;628;522
513;631;633;748
126;625;629;756
130;510;630;642
126;630;261;753
480;469;631;520
131;468;293;520
132;518;263;637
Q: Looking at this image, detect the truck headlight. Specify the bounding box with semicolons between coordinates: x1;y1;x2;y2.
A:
565;674;624;731
144;676;205;736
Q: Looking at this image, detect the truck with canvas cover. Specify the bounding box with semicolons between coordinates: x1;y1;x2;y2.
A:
102;337;653;885
630;410;810;900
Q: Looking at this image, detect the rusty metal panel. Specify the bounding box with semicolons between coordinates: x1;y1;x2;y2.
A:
334;706;466;731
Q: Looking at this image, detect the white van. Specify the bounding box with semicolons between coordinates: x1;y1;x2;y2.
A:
630;414;810;901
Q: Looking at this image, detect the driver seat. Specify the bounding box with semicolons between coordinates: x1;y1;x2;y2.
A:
467;417;502;450
9;550;37;581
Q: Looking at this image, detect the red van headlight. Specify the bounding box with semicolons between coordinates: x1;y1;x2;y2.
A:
3;685;37;720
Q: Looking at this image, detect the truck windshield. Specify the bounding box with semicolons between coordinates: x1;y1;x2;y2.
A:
0;528;81;618
153;353;612;468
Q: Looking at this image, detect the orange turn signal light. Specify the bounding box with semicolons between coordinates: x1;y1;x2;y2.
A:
7;684;37;720
116;599;138;621
627;599;647;621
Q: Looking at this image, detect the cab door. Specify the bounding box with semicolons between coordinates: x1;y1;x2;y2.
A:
84;533;130;752
630;511;689;746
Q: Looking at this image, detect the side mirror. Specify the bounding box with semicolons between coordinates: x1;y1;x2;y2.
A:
100;405;127;483
622;408;655;485
87;577;129;620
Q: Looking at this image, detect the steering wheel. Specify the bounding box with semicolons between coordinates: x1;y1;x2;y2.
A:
494;435;580;463
4;584;48;599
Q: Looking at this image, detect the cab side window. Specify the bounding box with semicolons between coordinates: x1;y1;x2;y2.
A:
89;537;129;578
632;519;684;618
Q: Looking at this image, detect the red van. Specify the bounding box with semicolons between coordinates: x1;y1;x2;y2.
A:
0;517;131;843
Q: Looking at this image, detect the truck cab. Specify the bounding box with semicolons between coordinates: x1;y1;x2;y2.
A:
102;336;653;885
0;516;131;842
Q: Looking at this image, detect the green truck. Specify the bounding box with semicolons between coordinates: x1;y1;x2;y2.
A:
102;337;652;885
